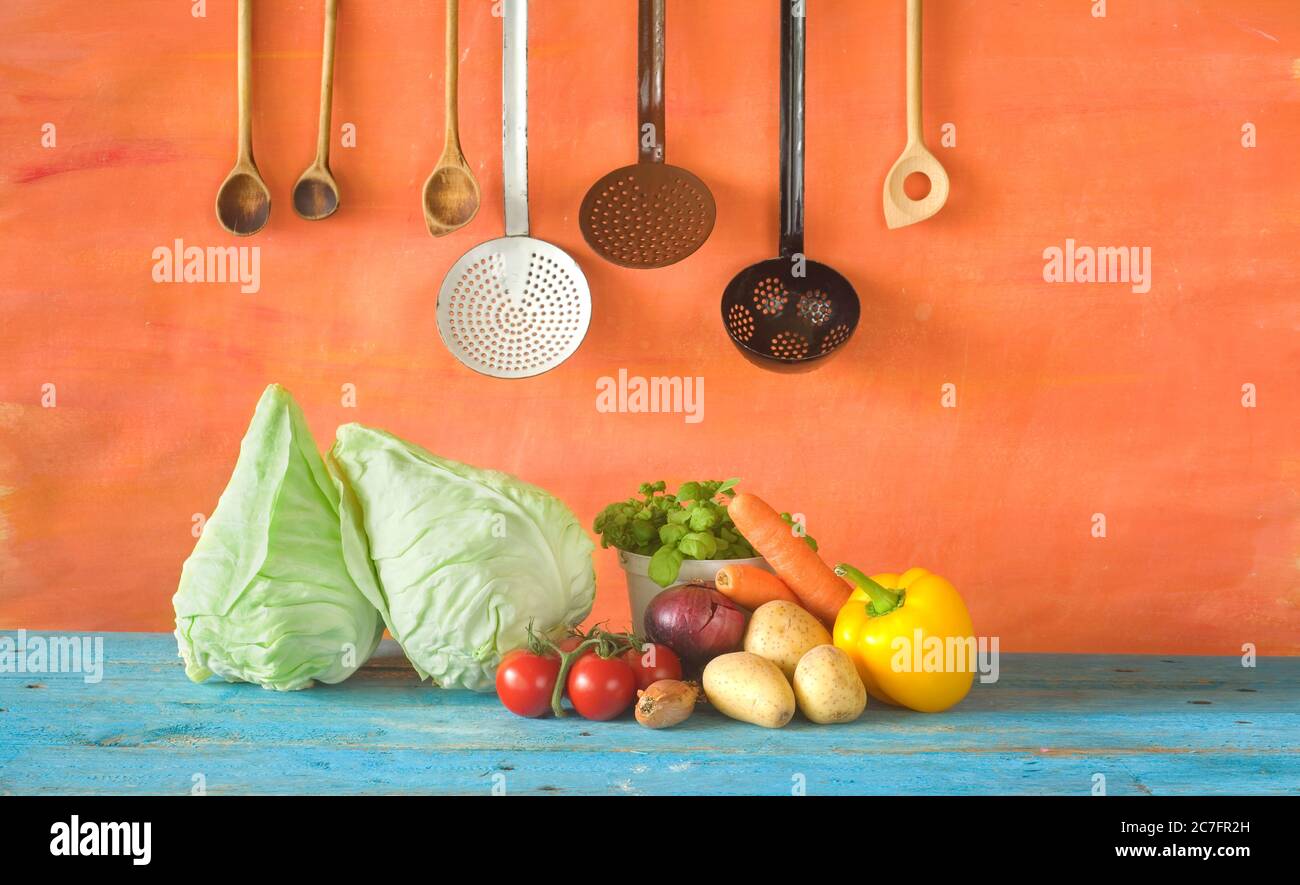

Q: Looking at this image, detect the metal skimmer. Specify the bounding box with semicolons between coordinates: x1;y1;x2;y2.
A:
721;1;859;364
437;0;591;378
579;0;716;269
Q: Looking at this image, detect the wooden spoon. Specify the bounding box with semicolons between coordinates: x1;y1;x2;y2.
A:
215;0;271;236
292;0;341;220
883;0;949;230
423;0;480;237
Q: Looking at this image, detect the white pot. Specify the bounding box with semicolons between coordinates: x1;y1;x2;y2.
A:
616;550;774;636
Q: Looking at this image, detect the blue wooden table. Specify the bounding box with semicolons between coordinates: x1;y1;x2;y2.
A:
2;633;1296;795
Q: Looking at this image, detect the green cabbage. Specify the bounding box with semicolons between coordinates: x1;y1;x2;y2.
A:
330;423;595;691
172;385;383;690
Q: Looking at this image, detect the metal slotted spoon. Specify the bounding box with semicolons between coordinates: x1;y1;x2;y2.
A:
437;0;591;378
721;0;859;364
579;0;716;269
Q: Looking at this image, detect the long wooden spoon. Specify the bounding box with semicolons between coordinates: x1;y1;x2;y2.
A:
423;0;480;237
883;0;949;230
292;0;341;220
215;0;271;236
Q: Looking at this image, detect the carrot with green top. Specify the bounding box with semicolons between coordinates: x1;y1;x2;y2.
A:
727;492;851;625
715;564;799;611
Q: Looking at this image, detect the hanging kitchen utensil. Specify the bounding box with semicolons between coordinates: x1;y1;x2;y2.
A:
215;0;271;235
578;0;715;269
720;0;859;364
436;0;591;378
883;0;949;229
423;0;481;236
292;0;341;220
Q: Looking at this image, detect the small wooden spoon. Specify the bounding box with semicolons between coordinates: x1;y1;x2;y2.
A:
293;0;341;220
883;0;949;230
216;0;271;236
423;0;480;237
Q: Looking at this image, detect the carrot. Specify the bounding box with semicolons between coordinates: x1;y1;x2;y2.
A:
727;492;851;625
715;564;800;611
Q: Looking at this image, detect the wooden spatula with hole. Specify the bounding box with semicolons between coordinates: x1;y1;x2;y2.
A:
883;0;949;230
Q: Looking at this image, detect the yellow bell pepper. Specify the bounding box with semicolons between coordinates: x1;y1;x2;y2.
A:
832;564;975;713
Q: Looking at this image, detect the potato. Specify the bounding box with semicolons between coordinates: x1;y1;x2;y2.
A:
793;645;867;724
743;600;832;679
702;652;795;729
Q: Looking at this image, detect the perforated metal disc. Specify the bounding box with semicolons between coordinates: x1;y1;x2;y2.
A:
579;164;716;269
721;258;859;363
437;236;592;378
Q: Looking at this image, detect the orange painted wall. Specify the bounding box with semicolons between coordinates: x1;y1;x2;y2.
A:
1;1;1296;654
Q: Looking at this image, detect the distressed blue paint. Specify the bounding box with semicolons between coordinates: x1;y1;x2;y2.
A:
1;633;1297;795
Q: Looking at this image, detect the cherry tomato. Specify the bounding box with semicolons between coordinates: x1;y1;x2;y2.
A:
622;643;683;691
566;654;637;720
496;649;561;718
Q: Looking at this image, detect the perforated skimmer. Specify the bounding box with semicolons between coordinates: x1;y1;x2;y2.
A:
579;0;716;269
437;0;591;378
721;1;859;364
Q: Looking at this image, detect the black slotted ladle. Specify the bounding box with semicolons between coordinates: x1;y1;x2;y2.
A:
579;0;716;269
721;0;859;364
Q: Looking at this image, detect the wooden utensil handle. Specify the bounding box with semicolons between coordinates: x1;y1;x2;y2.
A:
315;0;338;164
237;0;253;161
445;0;461;149
637;0;665;163
779;0;805;258
906;0;922;143
503;0;529;237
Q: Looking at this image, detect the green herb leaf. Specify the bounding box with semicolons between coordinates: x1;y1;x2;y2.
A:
658;523;688;546
678;531;719;560
688;505;718;532
648;545;685;588
676;481;702;502
631;518;657;545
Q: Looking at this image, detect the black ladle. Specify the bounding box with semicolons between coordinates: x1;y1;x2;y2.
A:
721;0;859;364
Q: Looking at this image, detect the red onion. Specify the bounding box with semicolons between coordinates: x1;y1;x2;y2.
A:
644;585;746;664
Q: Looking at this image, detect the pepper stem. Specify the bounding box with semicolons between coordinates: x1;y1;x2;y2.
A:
835;563;902;616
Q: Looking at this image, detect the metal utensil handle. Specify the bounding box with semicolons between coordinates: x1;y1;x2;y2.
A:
503;0;529;237
907;0;922;143
237;0;253;161
638;0;665;163
314;0;338;165
779;0;805;258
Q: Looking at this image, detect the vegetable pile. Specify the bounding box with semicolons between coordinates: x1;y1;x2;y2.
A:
176;390;978;729
497;484;978;728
